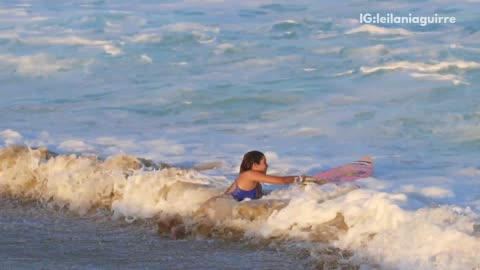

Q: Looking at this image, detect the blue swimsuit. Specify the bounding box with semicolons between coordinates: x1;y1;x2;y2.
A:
230;184;259;201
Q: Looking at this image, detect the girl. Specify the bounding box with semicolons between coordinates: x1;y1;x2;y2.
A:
225;150;309;201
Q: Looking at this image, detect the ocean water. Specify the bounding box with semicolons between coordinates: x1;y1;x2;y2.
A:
0;0;479;269
0;197;309;270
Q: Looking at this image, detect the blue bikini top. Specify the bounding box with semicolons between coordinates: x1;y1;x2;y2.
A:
230;184;259;201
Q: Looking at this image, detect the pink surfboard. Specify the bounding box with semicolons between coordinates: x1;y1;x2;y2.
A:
309;156;374;185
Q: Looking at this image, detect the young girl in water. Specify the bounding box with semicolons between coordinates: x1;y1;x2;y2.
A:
225;150;311;201
170;151;313;239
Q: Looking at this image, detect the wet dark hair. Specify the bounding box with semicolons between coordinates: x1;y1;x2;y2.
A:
239;150;265;173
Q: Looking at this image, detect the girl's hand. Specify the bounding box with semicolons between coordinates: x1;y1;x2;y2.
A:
294;175;315;183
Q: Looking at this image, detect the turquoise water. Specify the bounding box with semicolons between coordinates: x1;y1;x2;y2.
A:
1;0;480;269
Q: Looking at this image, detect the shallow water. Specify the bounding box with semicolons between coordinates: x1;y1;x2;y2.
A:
0;197;311;270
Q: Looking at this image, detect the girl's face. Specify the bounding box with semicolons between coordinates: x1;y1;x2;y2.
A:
252;157;268;173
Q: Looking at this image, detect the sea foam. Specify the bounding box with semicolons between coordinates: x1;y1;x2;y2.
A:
0;145;478;269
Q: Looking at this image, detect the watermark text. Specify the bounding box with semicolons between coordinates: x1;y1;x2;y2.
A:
360;13;456;26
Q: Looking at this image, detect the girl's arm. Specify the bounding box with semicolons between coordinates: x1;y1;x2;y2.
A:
243;170;304;184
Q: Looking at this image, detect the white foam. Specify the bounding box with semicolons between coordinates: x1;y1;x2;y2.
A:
214;43;235;54
130;34;163;43
238;58;274;66
0;148;217;216
108;10;132;15
236;55;298;68
143;140;185;156
174;61;189;66
0;32;20;40
112;169;218;219
315;32;339;40
58;140;95;153
21;36;123;57
346;24;412;36
30;16;49;22
278;19;299;25
260;195;338;236
457;167;480;176
333;190;478;270
421;187;455;198
401;185;455;199
0;129;23;146
0;53;75;76
24;131;54;148
311;47;341;55
217;43;234;50
140;54;153;64
95;137;137;151
450;44;480;53
0;6;41;23
360;61;480;74
103;44;122;56
22;36;109;46
264;151;279;162
298;127;327;137
105;20;121;32
357;177;390;190
333;70;354;77
0;8;28;17
410;72;467;85
0;10;48;24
